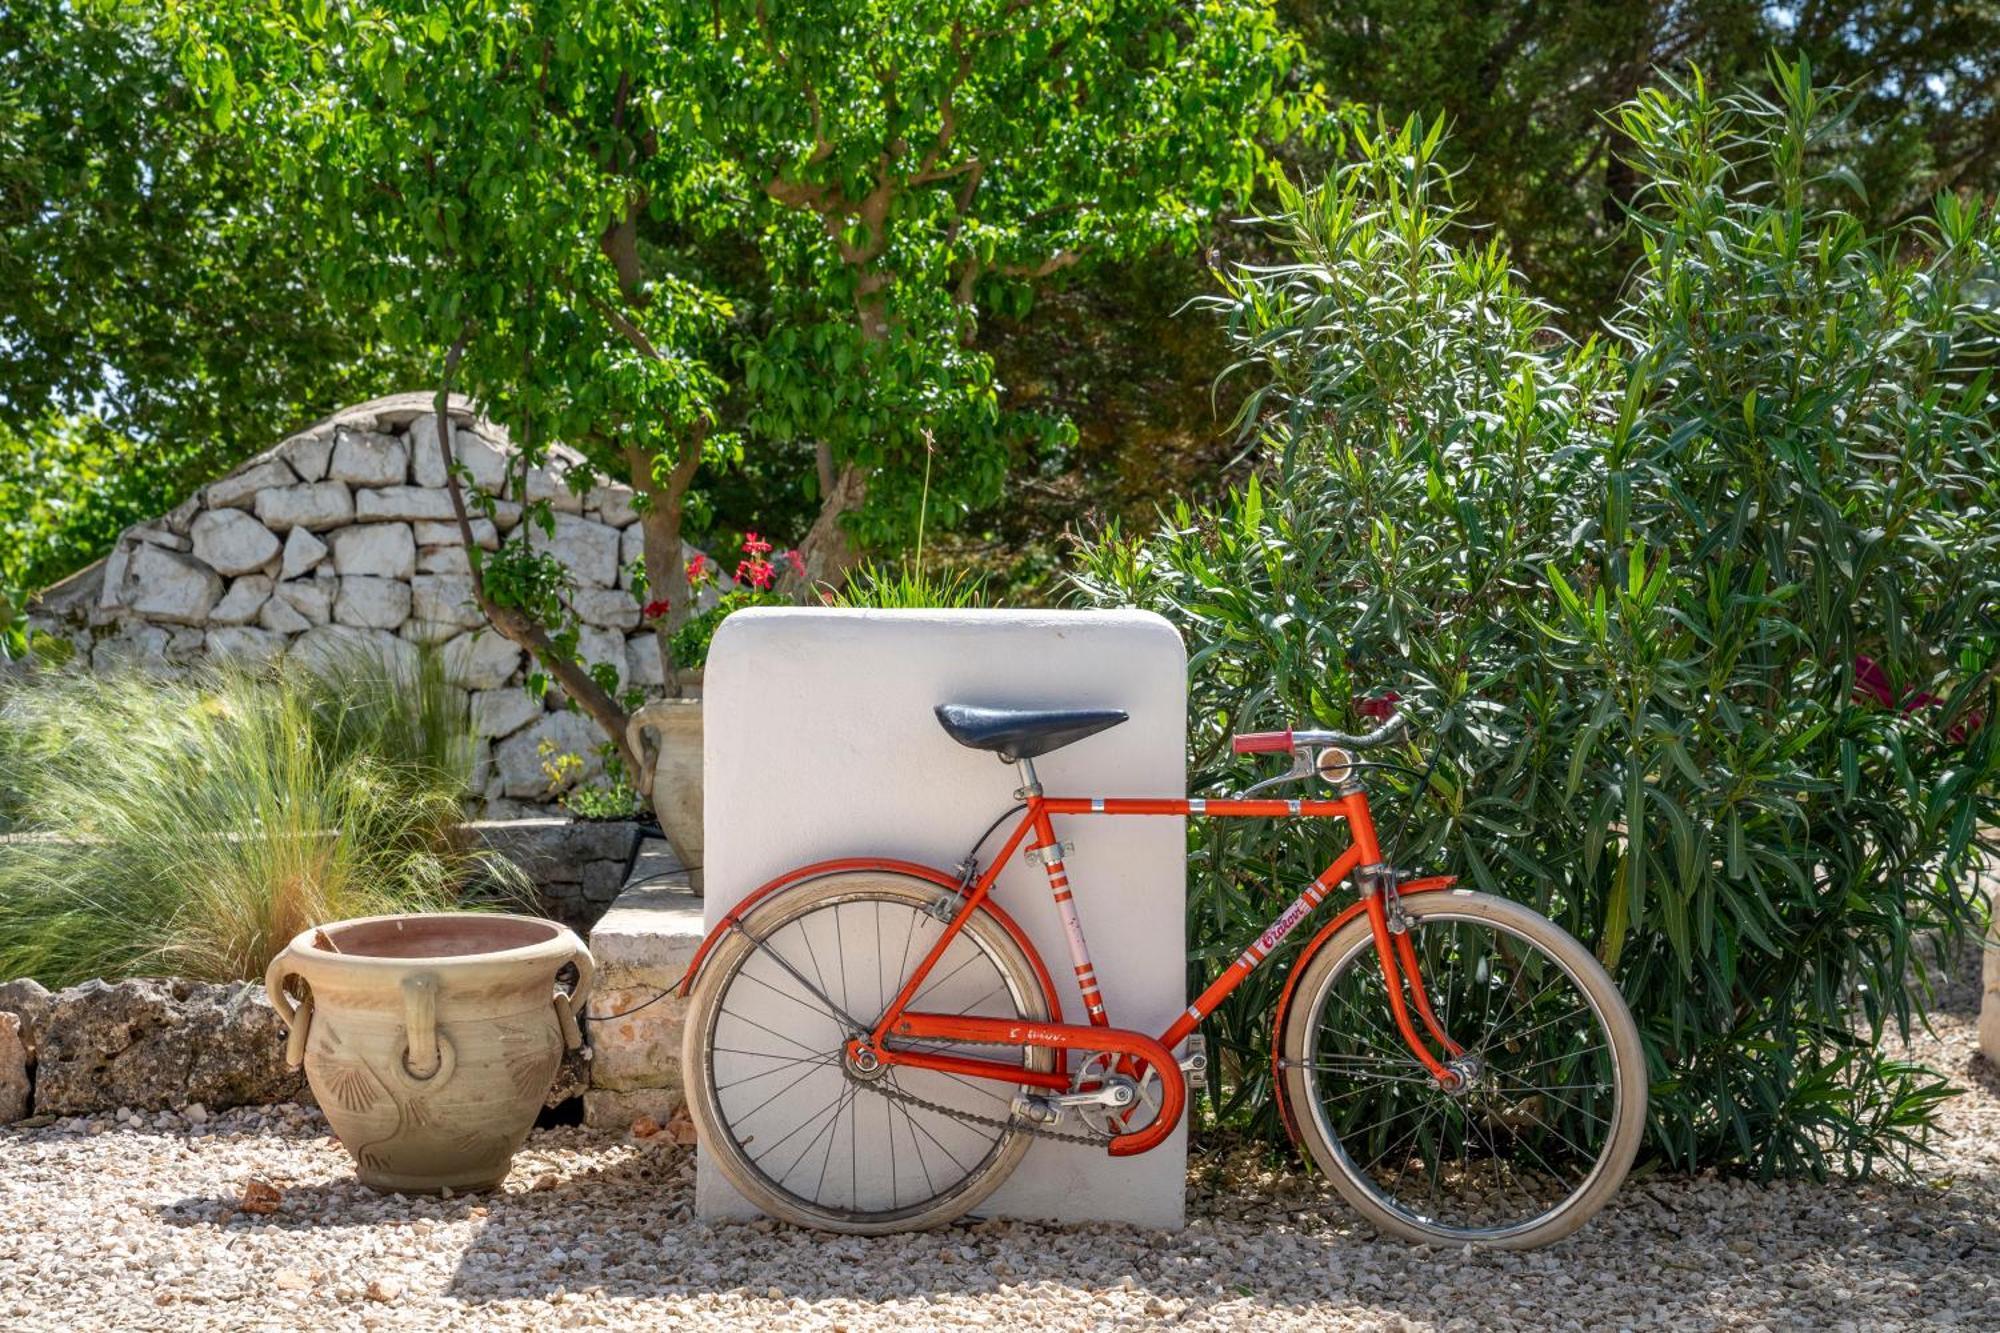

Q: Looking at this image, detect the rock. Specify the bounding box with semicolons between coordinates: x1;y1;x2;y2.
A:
416;545;472;576
545;515;621;588
272;1269;311;1293
205;458;298;510
164;492;202;536
30;978;307;1117
470;687;543;739
0;979;54;1059
577;625;626;688
441;628;523;690
291;624;418;679
275;579;333;626
190;509;282;577
409;574;484;632
494;710;604;798
327;427;409;486
208;576;273;626
334;576;412;630
258;596;312;634
279;431;334;483
127;524;189;551
526;462;587;514
280;527;328;580
589;484;641;527
618;523;645;587
625;632;665;688
410;416;511;490
355;486;461;522
207;625;286;664
0;1013;28;1125
572;587;641;630
255;481;354;532
365;1277;403;1303
414;518;499;549
328;523;416;579
121;545;224;625
93;622;171;671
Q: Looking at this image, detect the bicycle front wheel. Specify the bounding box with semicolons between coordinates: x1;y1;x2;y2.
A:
1279;890;1645;1248
682;871;1053;1233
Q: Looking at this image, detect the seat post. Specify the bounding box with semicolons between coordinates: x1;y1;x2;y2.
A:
1013;756;1042;797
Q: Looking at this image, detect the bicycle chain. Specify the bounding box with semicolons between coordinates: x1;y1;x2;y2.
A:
844;1033;1121;1147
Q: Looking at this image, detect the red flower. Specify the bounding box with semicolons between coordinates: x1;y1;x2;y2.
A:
736;558;776;591
642;599;671;621
742;530;773;557
782;549;807;579
685;553;710;586
1353;691;1401;721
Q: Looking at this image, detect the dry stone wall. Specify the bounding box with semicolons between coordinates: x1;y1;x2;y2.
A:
26;393;724;812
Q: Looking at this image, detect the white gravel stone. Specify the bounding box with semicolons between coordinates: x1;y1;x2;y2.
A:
255;481;354;533
328;427;409;486
328;524;416;580
280;527;328;580
205;458;298;510
208;576;274;626
333;576;412;630
471;688;544;739
442;628;524;690
120;545;223;625
189;509;282;577
3;949;1994;1333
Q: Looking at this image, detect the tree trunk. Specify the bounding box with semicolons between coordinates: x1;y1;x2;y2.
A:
626;440;702;696
791;461;868;590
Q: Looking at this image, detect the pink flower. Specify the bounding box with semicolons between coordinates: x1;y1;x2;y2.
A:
782;549;807;579
736;558;776;591
642;599;671;621
742;531;773;557
685;553;710;586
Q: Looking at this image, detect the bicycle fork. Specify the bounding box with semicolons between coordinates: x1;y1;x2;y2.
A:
1356;864;1470;1088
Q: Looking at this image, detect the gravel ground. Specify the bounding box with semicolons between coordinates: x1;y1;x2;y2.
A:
3;947;1995;1332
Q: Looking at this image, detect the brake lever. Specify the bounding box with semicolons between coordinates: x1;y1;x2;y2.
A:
1235;750;1313;798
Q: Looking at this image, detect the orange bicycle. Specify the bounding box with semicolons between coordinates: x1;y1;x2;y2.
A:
679;703;1645;1247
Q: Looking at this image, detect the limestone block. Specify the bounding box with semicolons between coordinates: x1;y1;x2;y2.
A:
584;868;703;1109
280;431;334;483
0;1013;28;1125
164;493;201;536
410;416;511;490
547;514;621;588
578;625;627;688
414;518;499;549
417;545;472;576
356;486;460;522
255;481;354;532
209;576;273;626
582;1087;684;1130
494;709;603;798
93;623;170;671
205;458;299;510
589;484;641;527
526;463;586;514
122;545;223;625
98;542;131;611
128;524;189;551
292;624;418;678
571;587;641;631
190;509;281;578
164;625;208;666
442;628;524;690
486;496;526;530
471;687;543;739
410;574;484;631
258;595;312;635
618;522;644;587
328;522;416;579
276;579;333;626
625;632;664;688
334;576;412;630
206;625;286;664
328;427;409;486
281;526;328;580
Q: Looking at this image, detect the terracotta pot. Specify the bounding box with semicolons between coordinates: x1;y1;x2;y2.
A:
265;912;592;1194
628;696;704;894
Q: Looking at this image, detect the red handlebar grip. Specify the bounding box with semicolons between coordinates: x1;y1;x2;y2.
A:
1231;729;1294;754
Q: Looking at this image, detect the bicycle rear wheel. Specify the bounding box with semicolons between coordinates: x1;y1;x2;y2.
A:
682;871;1053;1233
1279;890;1645;1248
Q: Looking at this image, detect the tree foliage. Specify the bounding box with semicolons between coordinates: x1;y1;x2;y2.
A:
1077;63;2000;1174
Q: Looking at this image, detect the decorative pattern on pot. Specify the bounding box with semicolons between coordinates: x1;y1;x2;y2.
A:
265;912;592;1194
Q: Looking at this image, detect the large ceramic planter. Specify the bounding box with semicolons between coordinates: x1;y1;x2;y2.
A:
265;912;592;1194
628;696;704;894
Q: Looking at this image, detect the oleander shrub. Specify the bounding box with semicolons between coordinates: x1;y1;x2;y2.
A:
1075;62;2000;1176
0;649;527;987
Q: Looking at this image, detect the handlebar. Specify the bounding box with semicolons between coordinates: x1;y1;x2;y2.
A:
1231;712;1408;754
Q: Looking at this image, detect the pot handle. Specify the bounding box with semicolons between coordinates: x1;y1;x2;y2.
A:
264;951;314;1070
402;973;442;1079
553;942;595;1051
626;701;674;797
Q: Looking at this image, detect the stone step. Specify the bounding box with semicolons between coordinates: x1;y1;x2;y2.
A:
582;839;704;1129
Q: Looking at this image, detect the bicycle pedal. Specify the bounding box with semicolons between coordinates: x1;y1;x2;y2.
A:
1176;1034;1209;1077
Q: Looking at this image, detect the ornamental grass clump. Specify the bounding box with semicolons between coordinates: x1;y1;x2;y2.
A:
1076;59;2000;1177
0;649;526;988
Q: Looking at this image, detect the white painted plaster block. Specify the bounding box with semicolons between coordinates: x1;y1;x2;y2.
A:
700;607;1188;1228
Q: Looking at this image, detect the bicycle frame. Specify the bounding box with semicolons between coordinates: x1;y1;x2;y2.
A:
852;769;1462;1157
